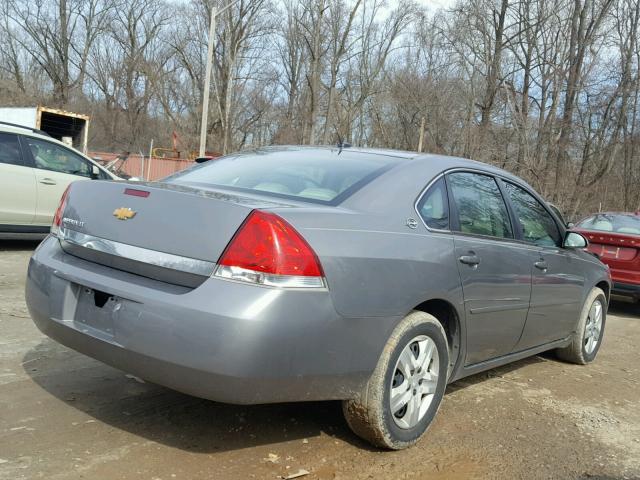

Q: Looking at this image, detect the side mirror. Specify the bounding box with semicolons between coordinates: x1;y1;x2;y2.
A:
91;165;100;179
564;231;587;249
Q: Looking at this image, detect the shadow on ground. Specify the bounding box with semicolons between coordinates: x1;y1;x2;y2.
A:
446;355;546;394
608;298;639;318
0;239;42;251
22;338;373;453
23;336;556;454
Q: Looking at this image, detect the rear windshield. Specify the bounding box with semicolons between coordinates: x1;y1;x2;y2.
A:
576;214;640;236
168;149;397;204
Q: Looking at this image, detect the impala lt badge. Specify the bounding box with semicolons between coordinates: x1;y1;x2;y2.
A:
113;207;136;220
62;217;85;228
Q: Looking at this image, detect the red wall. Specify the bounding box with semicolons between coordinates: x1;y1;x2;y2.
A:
90;151;195;181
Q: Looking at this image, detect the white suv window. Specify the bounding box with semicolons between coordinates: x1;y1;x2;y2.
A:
24;137;93;177
0;133;24;166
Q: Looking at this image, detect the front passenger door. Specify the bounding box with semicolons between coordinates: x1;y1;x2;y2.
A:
502;181;584;349
447;172;533;365
21;136;96;225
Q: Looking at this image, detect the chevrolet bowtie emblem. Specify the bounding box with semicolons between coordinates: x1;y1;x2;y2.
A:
113;207;136;220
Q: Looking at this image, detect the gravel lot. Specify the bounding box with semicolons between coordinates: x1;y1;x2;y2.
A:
1;241;639;480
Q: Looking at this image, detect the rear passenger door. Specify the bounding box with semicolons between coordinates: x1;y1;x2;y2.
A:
502;181;584;349
446;171;532;365
0;132;37;225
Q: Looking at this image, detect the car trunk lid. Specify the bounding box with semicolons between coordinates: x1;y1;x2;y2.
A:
577;230;640;260
575;229;640;284
57;181;292;287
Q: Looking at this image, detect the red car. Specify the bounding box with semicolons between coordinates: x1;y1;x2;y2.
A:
573;212;640;303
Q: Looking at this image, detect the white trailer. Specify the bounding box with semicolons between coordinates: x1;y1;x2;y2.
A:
0;106;90;154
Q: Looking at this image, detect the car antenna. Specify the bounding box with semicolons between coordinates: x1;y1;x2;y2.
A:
336;132;351;154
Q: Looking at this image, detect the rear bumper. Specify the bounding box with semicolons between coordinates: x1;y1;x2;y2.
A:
612;281;640;300
26;237;398;404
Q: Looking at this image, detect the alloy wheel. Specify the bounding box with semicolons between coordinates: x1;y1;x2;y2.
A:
389;335;439;429
584;299;603;355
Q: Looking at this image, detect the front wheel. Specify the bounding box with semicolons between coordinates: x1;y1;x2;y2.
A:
556;287;607;364
343;311;449;449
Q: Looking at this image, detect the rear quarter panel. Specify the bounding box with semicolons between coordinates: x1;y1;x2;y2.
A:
272;157;465;321
305;224;461;319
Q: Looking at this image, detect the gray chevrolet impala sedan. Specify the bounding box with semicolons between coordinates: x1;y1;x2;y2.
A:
26;146;610;449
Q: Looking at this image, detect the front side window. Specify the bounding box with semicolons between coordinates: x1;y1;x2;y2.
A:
417;177;449;230
504;181;560;247
447;172;513;239
0;133;24;166
24;137;92;177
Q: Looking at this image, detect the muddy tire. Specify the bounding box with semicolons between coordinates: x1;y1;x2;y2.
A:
556;287;607;365
342;310;449;450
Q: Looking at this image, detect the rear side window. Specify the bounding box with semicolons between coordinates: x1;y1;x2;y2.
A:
417;177;449;230
447;172;513;239
503;182;561;247
0;133;24;166
170;150;398;204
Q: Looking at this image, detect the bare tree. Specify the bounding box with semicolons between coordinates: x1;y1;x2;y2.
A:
8;0;114;104
3;0;639;216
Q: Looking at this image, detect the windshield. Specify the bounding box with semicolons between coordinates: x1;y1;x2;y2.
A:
168;148;398;204
576;213;640;236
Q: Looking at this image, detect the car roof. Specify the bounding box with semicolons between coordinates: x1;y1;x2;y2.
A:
250;145;514;171
0;122;67;146
234;144;421;160
236;145;537;193
259;145;530;186
233;146;543;209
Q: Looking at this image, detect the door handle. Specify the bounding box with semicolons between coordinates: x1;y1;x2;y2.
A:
459;255;480;266
39;178;57;185
534;260;548;271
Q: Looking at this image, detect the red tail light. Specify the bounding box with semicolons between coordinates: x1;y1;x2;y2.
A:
215;210;325;288
51;185;71;237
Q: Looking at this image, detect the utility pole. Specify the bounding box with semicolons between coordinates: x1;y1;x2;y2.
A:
198;0;242;157
199;5;217;158
417;117;425;153
147;139;154;180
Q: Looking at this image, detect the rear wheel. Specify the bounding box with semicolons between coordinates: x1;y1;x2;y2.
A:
342;311;449;449
556;287;606;364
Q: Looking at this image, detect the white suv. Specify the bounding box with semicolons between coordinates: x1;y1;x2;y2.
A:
0;122;118;239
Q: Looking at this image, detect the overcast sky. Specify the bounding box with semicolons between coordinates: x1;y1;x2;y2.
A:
415;0;456;9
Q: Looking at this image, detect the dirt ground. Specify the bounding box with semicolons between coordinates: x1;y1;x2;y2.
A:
1;241;639;480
